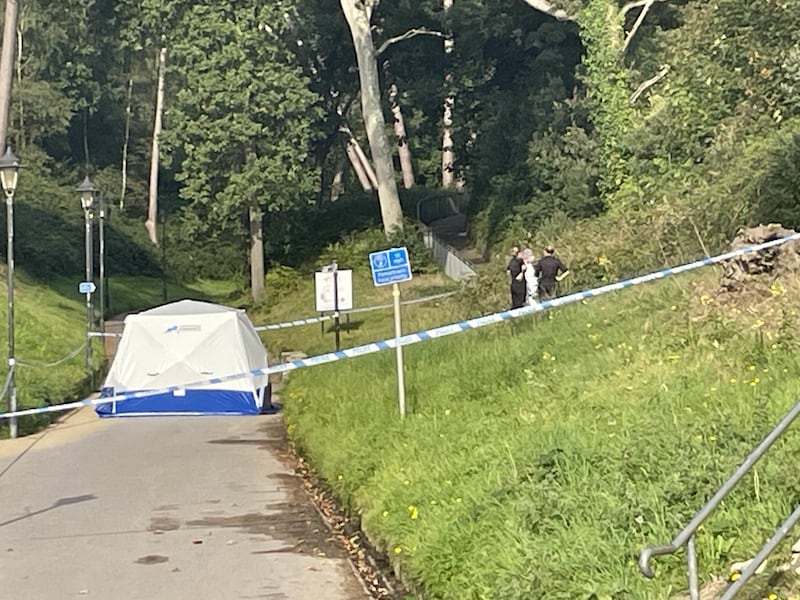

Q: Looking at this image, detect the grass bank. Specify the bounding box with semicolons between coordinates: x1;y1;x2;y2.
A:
251;267;458;359
284;269;800;599
0;273;226;438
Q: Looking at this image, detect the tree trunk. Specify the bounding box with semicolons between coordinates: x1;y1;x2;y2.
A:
82;106;90;168
120;75;133;210
330;167;344;201
14;16;21;149
350;133;378;188
388;83;414;189
249;202;265;304
346;137;372;191
340;0;404;235
0;0;19;152
441;0;455;188
145;46;167;245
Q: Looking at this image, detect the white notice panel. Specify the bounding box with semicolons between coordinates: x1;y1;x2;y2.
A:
314;270;353;312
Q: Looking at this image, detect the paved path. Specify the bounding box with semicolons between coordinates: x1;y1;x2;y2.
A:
0;409;367;600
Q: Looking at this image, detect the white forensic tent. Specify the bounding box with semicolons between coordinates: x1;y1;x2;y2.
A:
97;300;270;416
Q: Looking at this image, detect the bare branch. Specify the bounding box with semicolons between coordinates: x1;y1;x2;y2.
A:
621;0;667;17
630;65;670;104
519;0;576;21
622;0;654;53
376;28;444;56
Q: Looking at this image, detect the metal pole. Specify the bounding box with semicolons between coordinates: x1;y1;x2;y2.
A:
98;200;105;335
160;209;167;303
686;535;699;600
84;208;93;387
5;188;16;438
392;283;406;418
720;503;800;600
333;265;340;351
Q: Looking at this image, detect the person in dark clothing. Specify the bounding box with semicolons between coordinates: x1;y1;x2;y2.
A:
534;245;569;299
507;246;526;309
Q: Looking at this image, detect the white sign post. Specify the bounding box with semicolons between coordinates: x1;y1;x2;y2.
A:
315;263;353;350
368;247;413;418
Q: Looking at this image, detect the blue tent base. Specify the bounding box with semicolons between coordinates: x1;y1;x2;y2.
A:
96;387;263;417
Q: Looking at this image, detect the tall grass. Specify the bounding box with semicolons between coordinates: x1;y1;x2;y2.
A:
284;272;800;599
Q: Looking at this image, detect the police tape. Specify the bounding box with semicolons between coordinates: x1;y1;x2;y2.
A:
253;290;458;331
2;232;798;422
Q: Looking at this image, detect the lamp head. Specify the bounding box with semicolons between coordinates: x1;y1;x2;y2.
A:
76;176;98;211
0;146;21;196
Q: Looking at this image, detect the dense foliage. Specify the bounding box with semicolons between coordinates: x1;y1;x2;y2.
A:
3;0;798;285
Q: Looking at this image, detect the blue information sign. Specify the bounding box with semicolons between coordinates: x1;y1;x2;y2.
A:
78;281;96;294
369;247;412;287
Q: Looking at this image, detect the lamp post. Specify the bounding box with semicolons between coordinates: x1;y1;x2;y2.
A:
0;147;20;438
77;176;98;386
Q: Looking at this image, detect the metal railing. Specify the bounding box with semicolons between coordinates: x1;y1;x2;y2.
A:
639;397;800;599
420;226;477;281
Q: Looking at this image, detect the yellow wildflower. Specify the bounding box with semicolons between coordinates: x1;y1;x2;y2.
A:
394;546;402;555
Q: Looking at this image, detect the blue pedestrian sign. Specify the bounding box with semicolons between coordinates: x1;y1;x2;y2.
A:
78;281;96;294
369;247;412;287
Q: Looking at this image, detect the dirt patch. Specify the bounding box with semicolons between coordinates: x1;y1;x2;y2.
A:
689;224;800;334
719;224;800;292
148;517;181;532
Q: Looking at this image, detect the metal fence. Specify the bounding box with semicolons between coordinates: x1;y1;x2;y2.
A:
639;397;800;599
421;227;476;281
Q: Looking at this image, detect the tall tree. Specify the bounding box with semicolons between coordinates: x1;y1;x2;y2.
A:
441;0;455;188
165;2;322;303
0;0;19;151
145;45;166;244
339;0;404;235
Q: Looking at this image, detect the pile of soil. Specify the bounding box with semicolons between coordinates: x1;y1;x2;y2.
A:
719;224;800;293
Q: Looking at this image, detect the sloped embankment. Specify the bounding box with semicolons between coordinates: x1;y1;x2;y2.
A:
284;246;800;599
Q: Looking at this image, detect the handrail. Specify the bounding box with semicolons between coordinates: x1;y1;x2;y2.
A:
639;397;800;599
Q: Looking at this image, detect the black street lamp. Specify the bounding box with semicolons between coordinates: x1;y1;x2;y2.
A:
0;147;21;438
77;176;98;386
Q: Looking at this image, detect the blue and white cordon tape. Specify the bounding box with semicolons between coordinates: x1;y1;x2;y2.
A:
2;232;798;421
253;290;458;331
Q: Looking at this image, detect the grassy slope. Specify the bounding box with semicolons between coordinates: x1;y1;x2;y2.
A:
284;269;800;599
249;269;459;358
0;273;217;438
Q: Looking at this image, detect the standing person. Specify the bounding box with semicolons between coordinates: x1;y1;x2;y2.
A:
521;248;539;306
535;245;569;299
508;246;526;309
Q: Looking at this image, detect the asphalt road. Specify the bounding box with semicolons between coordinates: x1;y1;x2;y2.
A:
0;409;367;600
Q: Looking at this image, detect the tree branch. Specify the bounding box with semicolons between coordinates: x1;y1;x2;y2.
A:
519;0;576;22
630;65;670;104
622;0;654;53
376;27;444;56
621;0;667;17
